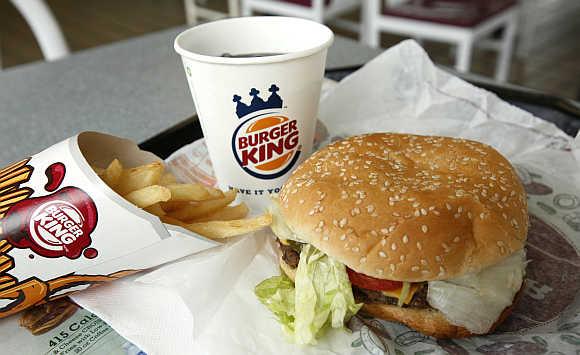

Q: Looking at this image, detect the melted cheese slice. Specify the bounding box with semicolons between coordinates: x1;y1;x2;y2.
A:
382;283;421;305
427;250;526;334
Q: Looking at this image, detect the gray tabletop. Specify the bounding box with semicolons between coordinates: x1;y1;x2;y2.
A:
0;27;380;166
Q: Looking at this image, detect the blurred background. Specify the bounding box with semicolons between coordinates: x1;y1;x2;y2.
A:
1;0;579;99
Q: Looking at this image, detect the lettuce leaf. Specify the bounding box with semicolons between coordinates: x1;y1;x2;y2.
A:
254;274;296;335
255;244;361;344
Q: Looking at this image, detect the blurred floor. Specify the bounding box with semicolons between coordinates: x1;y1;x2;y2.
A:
1;0;579;100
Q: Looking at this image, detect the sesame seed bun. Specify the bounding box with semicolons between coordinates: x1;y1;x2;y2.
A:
278;133;528;282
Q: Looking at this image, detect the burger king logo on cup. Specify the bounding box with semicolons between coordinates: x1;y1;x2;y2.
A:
231;85;301;179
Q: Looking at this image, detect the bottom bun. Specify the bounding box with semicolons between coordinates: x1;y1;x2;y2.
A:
361;294;519;339
277;247;521;339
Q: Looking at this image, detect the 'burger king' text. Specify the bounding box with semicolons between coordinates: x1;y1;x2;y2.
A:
237;119;299;166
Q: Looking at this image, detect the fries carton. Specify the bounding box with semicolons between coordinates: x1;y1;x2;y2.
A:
0;132;218;319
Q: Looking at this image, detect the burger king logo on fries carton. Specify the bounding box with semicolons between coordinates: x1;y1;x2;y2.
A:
0;132;270;319
232;85;301;182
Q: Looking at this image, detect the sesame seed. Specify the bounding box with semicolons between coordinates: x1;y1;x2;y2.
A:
381;239;387;246
339;218;347;228
380;228;389;234
421;208;427;216
391;243;397;251
352;247;360;253
446;203;452;210
339;234;346;240
360;257;367;264
298;199;305;204
370;230;378;237
416;242;423;250
453;236;460;243
389;264;396;272
379;251;386;258
454;213;460;219
435;255;442;262
442;243;450;252
400;255;406;262
402;235;409;243
411;266;420;272
392;212;401;217
414;210;421;217
421;225;428;233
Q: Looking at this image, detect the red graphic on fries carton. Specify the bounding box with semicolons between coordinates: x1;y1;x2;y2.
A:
1;163;98;260
232;85;301;179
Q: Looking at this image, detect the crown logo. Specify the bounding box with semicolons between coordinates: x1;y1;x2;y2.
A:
233;84;283;118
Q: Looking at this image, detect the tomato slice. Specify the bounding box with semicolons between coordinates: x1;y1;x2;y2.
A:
347;268;403;291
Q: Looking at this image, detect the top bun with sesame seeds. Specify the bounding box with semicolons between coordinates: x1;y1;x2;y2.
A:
277;133;528;282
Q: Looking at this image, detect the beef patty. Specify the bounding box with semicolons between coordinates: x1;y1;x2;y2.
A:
279;239;300;268
353;284;430;309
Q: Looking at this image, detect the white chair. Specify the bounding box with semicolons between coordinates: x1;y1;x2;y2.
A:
7;0;69;65
183;0;241;25
361;0;519;82
241;0;361;34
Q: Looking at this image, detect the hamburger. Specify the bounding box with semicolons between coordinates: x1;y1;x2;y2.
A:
255;133;528;343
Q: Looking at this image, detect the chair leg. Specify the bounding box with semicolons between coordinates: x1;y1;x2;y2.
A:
360;0;380;47
183;0;197;25
228;0;240;17
241;0;253;16
10;0;69;61
495;14;517;83
455;38;473;73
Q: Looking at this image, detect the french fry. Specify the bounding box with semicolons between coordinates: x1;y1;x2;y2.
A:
205;186;225;199
191;203;249;222
166;183;211;201
93;158;273;239
115;161;164;195
101;159;123;188
160;215;191;229
184;214;272;239
159;172;177;185
160;201;188;212
91;166;105;175
144;203;166;217
123;185;171;208
168;189;237;221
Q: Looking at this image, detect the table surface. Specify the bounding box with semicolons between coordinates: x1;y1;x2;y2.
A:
0;27;381;166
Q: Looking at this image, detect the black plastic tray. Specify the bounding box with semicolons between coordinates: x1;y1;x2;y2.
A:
140;68;580;158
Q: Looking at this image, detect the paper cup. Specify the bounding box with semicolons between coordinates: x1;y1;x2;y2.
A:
174;16;333;210
0;132;217;319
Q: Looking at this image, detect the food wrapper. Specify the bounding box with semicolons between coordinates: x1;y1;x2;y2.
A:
0;132;218;320
67;40;579;354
